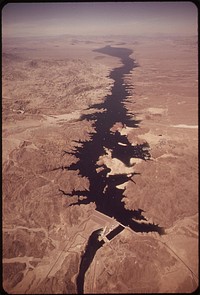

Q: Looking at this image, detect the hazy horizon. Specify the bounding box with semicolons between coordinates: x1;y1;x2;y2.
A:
2;2;198;39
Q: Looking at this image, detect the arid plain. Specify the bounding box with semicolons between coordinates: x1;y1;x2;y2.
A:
2;35;198;293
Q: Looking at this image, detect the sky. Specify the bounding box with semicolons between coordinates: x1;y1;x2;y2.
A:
2;2;198;38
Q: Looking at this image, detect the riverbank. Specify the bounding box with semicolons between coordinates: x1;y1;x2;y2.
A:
127;37;198;291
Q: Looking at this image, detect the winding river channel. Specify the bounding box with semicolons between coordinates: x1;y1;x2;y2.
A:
66;45;165;293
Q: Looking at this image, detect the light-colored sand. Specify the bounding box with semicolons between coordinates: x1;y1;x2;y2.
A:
97;148;135;176
171;124;198;129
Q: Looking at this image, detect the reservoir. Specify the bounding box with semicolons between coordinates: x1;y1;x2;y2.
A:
68;45;165;235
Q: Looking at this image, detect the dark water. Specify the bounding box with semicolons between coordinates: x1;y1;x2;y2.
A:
76;228;104;294
67;45;165;235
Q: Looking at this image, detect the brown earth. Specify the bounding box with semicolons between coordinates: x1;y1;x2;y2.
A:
2;35;198;293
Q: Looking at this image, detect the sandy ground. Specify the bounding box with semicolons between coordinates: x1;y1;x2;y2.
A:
2;35;198;293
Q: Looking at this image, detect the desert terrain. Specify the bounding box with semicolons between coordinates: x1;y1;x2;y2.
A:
2;35;198;293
